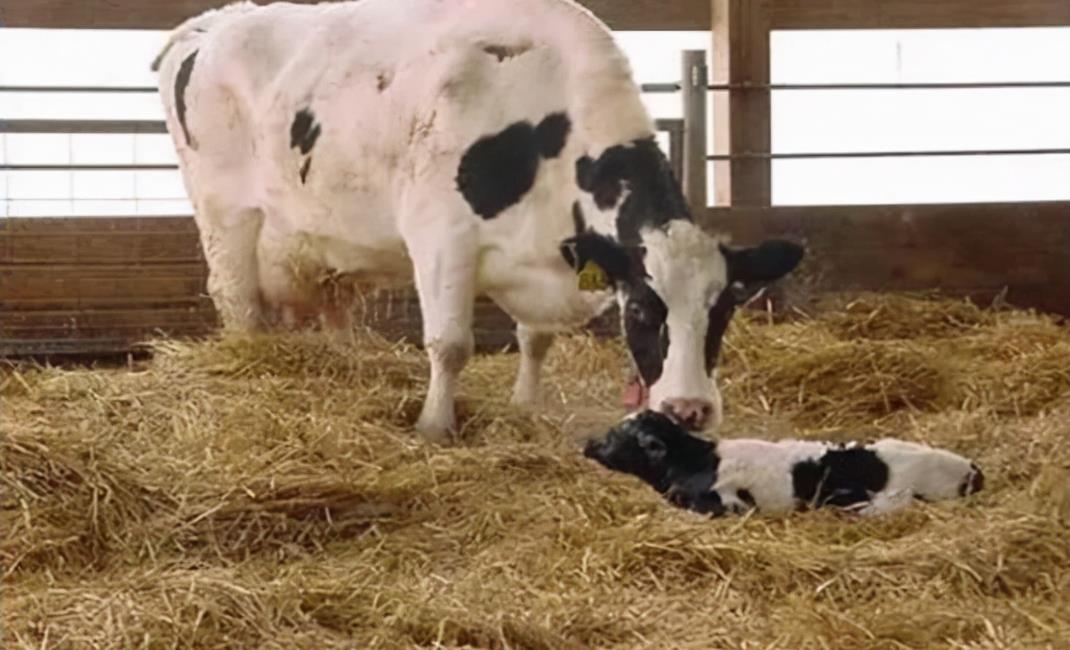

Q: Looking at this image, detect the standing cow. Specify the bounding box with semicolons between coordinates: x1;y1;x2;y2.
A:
153;0;804;442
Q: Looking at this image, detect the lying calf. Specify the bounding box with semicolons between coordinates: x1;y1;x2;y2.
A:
583;411;984;517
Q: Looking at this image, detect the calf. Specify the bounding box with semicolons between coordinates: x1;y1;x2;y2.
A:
583;411;984;517
153;0;803;442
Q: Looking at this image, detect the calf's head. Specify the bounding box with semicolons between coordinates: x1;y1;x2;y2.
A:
565;139;804;431
584;410;725;515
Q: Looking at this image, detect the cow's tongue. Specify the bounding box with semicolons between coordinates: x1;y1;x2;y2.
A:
621;374;649;409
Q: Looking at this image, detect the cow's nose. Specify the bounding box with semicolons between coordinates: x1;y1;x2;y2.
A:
660;398;714;430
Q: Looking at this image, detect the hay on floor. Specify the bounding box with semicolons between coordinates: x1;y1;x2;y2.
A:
3;293;1070;649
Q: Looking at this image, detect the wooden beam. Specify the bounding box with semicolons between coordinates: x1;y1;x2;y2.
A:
711;0;772;207
769;0;1070;29
0;0;709;30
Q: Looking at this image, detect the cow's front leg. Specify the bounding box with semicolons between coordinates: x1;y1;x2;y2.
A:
402;218;478;444
511;324;554;406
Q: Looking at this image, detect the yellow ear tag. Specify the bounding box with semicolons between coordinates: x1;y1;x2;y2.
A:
578;260;610;292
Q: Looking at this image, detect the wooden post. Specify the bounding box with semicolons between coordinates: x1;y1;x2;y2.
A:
681;50;709;214
712;0;772;207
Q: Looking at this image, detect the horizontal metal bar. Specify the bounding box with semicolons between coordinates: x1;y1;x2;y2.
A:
1;164;180;171
644;81;1070;93
0;85;158;93
1;120;169;134
2;198;188;202
708;148;1070;161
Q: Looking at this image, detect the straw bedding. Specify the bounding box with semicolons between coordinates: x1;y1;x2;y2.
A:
3;293;1070;649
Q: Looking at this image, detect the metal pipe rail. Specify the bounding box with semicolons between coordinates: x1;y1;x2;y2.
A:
642;80;1070;93
707;148;1070;161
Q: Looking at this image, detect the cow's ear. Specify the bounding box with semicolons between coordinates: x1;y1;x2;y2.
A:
560;231;634;287
721;240;804;302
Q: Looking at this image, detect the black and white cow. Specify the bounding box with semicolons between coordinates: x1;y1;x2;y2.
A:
152;0;804;442
584;411;985;517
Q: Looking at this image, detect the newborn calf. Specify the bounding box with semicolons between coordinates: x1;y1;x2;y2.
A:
583;412;984;517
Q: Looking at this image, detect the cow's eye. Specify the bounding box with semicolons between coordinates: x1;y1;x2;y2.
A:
627;302;645;322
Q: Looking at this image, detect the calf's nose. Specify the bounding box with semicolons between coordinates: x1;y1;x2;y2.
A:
660;398;714;430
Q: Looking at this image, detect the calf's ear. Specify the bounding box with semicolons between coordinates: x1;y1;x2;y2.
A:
721;240;805;302
637;430;667;461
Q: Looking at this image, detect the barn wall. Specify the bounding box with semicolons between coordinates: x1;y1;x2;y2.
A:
0;217;619;357
3;202;1068;357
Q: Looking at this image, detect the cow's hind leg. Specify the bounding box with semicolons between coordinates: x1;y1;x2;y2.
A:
195;201;265;330
400;209;478;443
511;324;554;406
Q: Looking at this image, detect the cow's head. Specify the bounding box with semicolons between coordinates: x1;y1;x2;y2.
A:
564;138;804;431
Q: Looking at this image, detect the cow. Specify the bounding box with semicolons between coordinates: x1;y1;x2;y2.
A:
583;411;985;517
152;0;804;442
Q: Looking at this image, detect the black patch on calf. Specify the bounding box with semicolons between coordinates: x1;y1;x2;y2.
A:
376;72;392;92
960;463;985;496
792;448;890;509
575;137;690;245
299;159;312;184
174;50;199;148
290;108;322;155
737;489;756;508
585;412;725;517
457;112;571;220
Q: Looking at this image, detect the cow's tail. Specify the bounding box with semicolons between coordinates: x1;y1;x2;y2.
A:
150;1;256;72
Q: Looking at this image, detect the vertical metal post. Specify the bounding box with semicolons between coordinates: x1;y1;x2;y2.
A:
681;50;709;215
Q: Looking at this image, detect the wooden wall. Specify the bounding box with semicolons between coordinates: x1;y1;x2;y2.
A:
0;217;619;357
4;202;1068;357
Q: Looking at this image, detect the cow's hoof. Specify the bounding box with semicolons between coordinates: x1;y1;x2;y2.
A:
414;419;454;445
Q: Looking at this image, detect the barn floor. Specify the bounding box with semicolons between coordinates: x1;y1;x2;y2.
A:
4;293;1070;649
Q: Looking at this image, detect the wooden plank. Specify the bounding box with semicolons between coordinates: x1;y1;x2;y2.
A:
1;217;198;234
711;0;772;207
0;120;168;135
770;0;1070;29
0;0;709;30
1;232;204;264
0;263;208;309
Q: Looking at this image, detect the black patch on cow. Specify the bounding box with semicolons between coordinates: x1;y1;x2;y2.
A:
792;448;890;509
299;159;312;184
290;108;322;155
705;289;737;374
722;240;806;303
174;50;199;148
457;112;572;220
376;72;392;92
575;137;691;245
534;112;570;159
585;412;726;517
623;282;670;388
571;201;586;238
